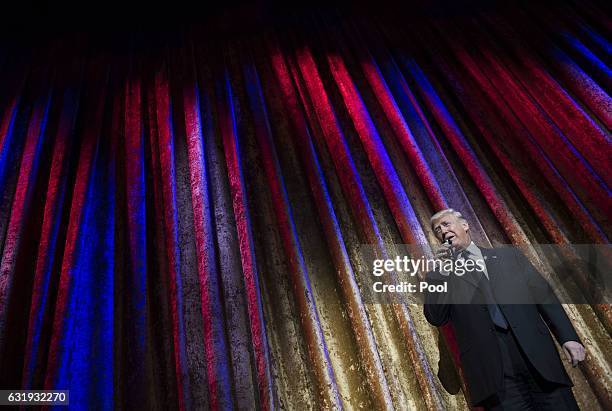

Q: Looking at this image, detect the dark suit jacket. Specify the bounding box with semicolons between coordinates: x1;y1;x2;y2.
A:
424;246;580;406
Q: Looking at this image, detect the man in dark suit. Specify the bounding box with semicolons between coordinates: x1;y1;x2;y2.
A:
423;209;585;410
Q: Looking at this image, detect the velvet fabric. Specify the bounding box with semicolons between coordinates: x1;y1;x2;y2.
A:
0;1;609;409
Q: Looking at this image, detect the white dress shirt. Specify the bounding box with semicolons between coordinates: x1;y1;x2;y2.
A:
459;241;489;280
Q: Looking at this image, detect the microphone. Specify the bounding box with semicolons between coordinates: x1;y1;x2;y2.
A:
444;238;456;259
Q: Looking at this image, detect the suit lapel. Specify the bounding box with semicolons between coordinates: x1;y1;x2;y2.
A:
453;246;499;289
455;264;482;289
453;247;484;289
480;247;502;286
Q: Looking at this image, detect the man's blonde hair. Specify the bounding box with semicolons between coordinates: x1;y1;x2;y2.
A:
430;208;467;229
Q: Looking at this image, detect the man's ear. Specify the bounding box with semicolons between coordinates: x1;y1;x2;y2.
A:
462;221;469;232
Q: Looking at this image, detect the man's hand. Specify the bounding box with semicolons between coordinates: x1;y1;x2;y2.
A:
431;244;454;277
562;341;586;367
434;243;453;261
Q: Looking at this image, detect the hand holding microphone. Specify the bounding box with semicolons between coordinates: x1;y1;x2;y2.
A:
434;238;455;261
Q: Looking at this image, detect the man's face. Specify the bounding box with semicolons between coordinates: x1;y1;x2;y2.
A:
432;214;470;250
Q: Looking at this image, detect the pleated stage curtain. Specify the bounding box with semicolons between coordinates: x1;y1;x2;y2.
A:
0;0;610;409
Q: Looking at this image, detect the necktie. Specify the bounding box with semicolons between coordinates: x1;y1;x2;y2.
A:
461;250;508;330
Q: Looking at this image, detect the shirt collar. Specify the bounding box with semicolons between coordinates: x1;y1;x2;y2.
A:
464;241;482;257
